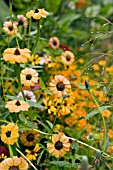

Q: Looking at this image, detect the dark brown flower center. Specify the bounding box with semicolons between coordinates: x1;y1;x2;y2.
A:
8;26;13;31
56;82;65;91
66;56;71;61
64;102;67;106
55;141;63;150
26;74;32;80
15;100;21;106
6;131;11;137
34;8;39;13
27;134;34;141
53;41;57;46
14;48;21;55
9;166;19;170
18;20;23;25
26;95;31;100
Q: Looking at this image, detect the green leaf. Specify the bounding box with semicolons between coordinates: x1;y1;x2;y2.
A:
105;131;109;153
19;113;27;122
5;95;23;101
36;119;51;132
46;0;62;13
27;100;45;109
39;77;46;88
26;122;38;129
75;82;86;90
46;120;53;129
85;5;100;18
37;150;44;165
57;13;81;28
50;161;70;167
43;88;52;95
85;106;110;120
18;124;31;130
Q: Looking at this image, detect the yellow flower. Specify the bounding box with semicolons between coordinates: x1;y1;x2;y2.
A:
98;60;106;66
92;64;100;71
78;58;84;64
0;154;7;163
20;68;38;86
20;130;40;146
5;100;30;113
49;75;71;97
3;20;18;35
47;133;70;158
44;56;56;68
25;144;40;161
61;51;75;66
49;37;60;50
1;123;19;145
0;156;28;170
3;47;31;64
26;8;48;20
30;54;40;65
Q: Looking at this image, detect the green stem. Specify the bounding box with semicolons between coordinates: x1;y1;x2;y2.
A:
16;148;38;170
32;20;40;54
16;63;26;101
9;0;12;20
28;18;32;49
88;89;106;152
33;128;113;159
9;0;19;47
8;145;13;158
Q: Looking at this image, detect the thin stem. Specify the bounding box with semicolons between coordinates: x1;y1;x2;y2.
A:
28;18;32;49
32;20;40;54
16;148;38;170
34;129;51;135
16;63;26;101
88;89;107;152
8;145;13;158
33;128;113;159
9;0;19;47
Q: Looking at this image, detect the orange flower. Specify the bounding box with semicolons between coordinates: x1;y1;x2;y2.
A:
49;75;71;97
3;20;18;35
108;129;113;139
26;8;48;20
76;0;86;8
3;47;31;64
77;119;87;129
102;109;111;118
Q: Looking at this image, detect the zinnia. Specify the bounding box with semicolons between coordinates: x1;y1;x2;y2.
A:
0;156;28;170
26;8;48;20
5;100;30;113
49;75;71;97
3;47;31;64
20;68;39;86
47;133;70;158
1;123;19;145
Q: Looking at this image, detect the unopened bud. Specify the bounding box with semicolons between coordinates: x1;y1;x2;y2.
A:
85;81;89;89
